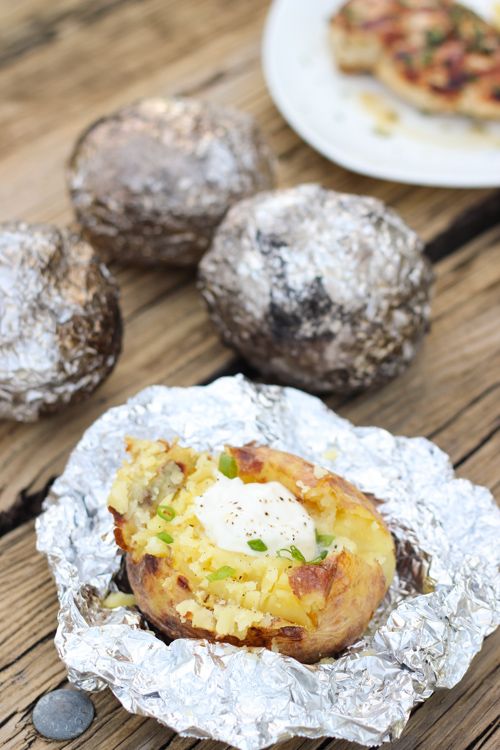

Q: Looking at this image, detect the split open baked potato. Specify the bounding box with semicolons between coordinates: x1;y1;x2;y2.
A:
108;438;395;663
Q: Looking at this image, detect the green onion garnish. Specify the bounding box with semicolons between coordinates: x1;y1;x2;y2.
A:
310;550;328;564
218;452;238;479
315;531;334;547
247;538;267;552
290;545;306;563
157;505;176;522
426;28;445;47
157;531;174;545
277;546;306;562
207;566;236;582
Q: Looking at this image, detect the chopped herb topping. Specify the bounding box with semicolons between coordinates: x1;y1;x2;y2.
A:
426;28;446;47
157;505;176;522
277;545;306;563
218;452;238;479
207;566;236;582
279;544;329;564
310;550;328;564
289;545;306;562
157;531;173;544
315;531;335;547
247;538;268;552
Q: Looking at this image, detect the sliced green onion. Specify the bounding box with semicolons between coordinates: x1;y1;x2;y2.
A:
218;452;238;479
157;531;174;545
157;505;176;522
310;550;328;564
247;538;267;552
207;566;236;582
315;531;334;547
426;28;445;47
289;545;306;563
277;545;306;563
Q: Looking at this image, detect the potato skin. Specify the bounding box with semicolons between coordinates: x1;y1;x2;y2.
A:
127;547;387;662
119;442;395;663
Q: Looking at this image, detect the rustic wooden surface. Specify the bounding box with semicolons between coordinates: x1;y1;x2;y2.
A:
0;1;499;749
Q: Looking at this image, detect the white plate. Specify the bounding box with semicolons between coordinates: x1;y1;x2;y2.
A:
262;0;500;187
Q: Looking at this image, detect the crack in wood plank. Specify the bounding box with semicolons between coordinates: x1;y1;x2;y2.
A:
0;0;160;68
0;0;499;745
2;219;500;533
0;492;498;750
465;718;500;750
424;190;500;263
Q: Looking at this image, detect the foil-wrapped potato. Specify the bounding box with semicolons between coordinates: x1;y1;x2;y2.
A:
68;97;276;267
198;184;433;393
108;438;395;663
0;222;122;421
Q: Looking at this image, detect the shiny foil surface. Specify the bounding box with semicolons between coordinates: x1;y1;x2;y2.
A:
36;377;499;748
68;97;276;267
0;222;122;421
198;185;433;393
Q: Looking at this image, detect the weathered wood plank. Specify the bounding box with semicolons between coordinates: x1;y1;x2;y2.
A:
0;0;498;240
338;226;500;465
0;519;498;750
0;0;499;748
0;284;231;521
1;218;499;525
0;228;498;750
0;0;499;524
457;430;500;498
0;522;59;672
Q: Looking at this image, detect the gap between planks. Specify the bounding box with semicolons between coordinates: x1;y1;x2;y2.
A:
0;0;498;244
1;220;499;531
0;0;499;528
0;518;498;750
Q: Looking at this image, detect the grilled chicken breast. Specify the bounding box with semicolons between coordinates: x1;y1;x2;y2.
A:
330;0;500;119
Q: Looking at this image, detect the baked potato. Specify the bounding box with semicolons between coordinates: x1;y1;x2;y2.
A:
108;438;395;663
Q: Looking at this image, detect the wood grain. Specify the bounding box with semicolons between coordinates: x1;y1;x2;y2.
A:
1;230;499;750
0;0;499;519
0;514;498;750
336;225;500;455
0;0;499;749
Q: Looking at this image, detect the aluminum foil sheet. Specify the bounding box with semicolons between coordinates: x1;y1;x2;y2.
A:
36;376;500;748
68;97;276;267
0;222;122;421
198;184;433;393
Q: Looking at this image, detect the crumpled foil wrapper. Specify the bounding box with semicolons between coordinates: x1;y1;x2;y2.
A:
68;97;276;267
36;376;500;748
198;185;433;393
0;222;122;421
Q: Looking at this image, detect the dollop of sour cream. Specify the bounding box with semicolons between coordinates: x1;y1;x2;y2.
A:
193;472;316;559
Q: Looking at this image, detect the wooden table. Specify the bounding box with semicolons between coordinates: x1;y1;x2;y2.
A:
0;1;499;749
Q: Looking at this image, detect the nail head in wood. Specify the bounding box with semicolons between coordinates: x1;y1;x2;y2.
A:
32;688;95;740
